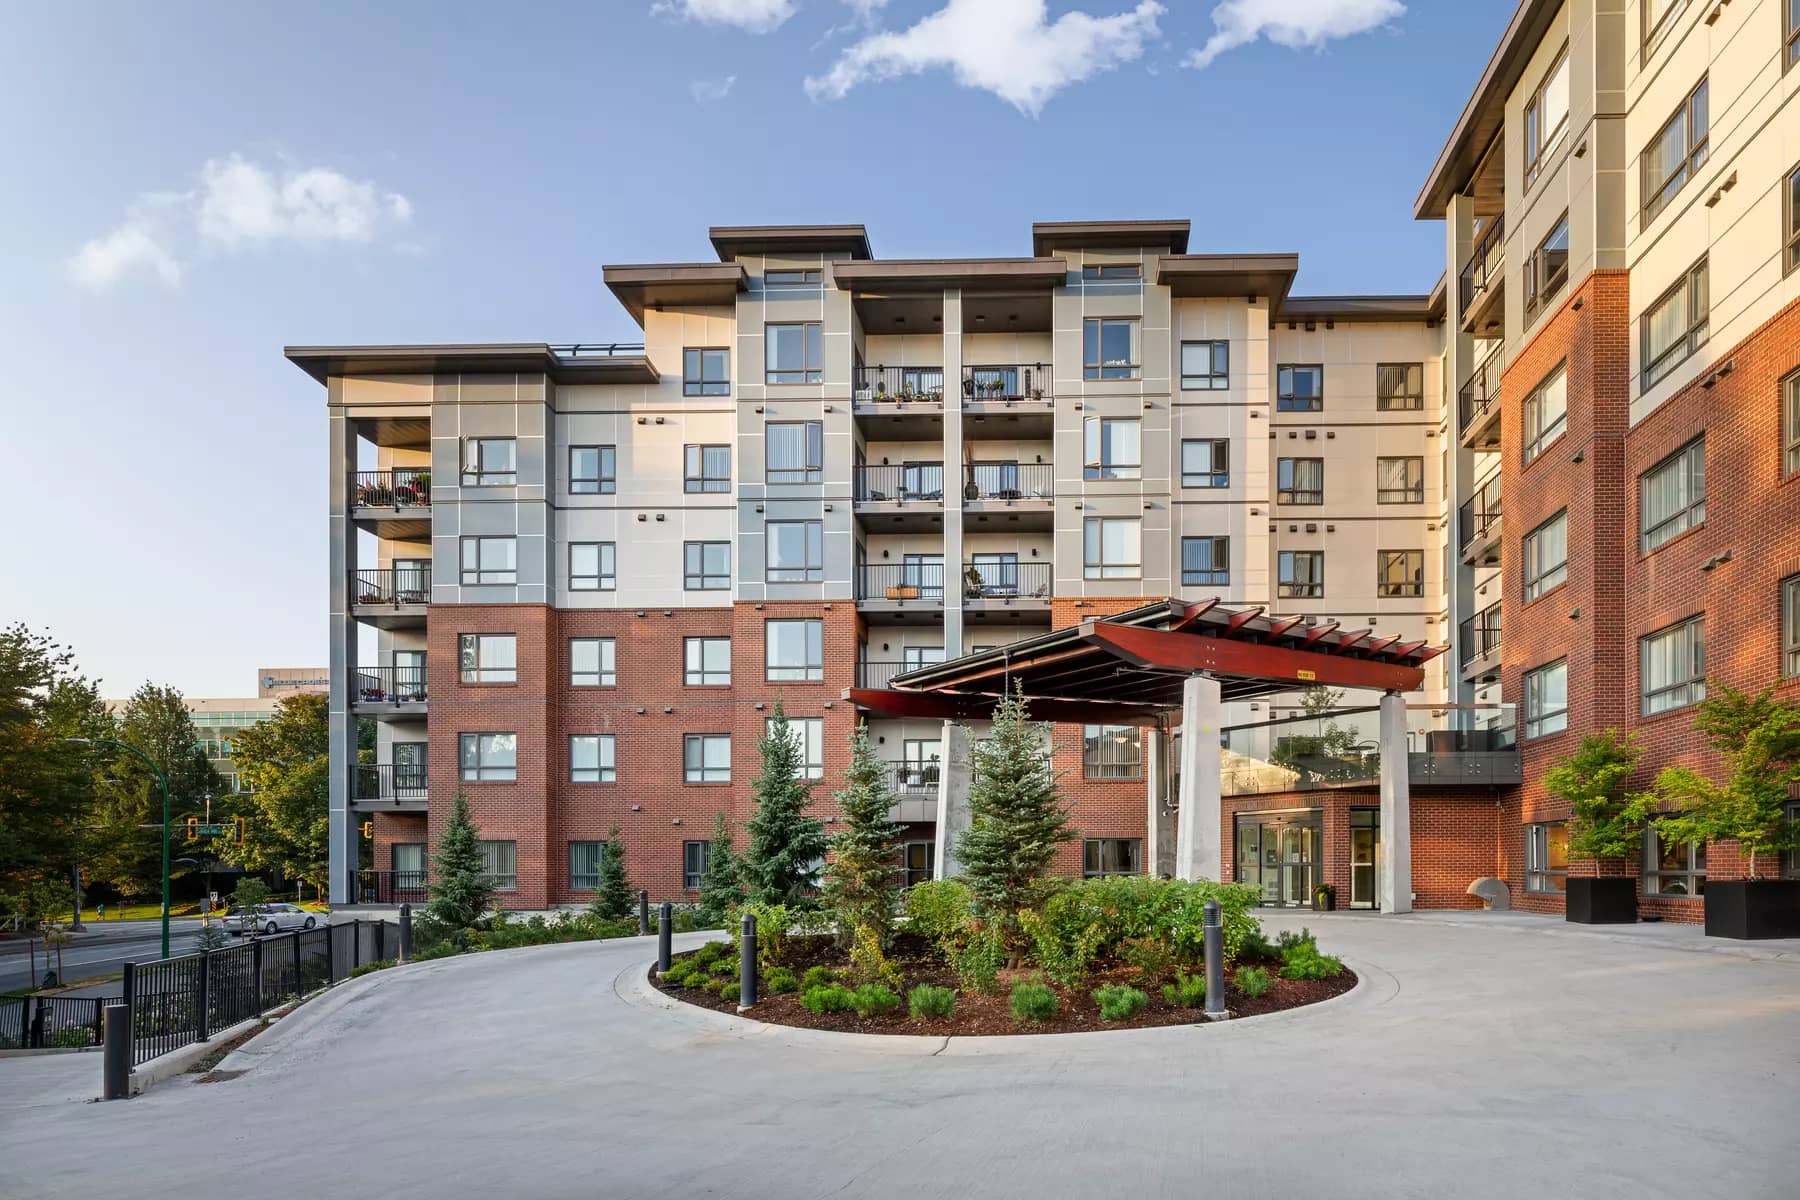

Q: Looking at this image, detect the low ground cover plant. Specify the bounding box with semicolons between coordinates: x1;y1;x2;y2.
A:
1162;973;1207;1009
1010;981;1059;1023
1234;966;1271;998
1277;929;1345;980
907;984;956;1020
1092;984;1148;1022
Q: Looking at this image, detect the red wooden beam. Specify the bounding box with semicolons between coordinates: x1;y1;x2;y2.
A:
1169;599;1219;631
1391;639;1428;658
844;688;1167;726
1413;645;1450;663
1083;624;1425;693
1225;606;1264;634
1265;615;1306;641
1333;628;1371;653
1366;633;1403;656
1302;621;1340;646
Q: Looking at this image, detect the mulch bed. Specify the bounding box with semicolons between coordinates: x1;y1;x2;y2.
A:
654;934;1354;1036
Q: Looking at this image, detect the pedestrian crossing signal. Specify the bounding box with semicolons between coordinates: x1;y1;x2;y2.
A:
234;816;246;844
187;817;199;839
361;820;373;840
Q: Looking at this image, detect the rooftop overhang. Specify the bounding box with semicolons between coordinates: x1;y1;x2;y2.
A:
603;262;748;323
283;344;659;386
1032;219;1191;257
1156;254;1298;311
709;224;872;262
1279;294;1439;326
831;257;1068;294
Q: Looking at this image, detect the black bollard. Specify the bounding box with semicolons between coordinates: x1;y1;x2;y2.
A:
738;911;758;1011
657;902;673;974
398;903;413;962
101;1004;130;1101
638;889;650;937
1203;899;1227;1021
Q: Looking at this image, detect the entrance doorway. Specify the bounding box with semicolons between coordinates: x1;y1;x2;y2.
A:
1234;811;1321;907
1350;807;1380;910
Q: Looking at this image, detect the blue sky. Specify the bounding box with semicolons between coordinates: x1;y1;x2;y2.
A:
0;0;1512;696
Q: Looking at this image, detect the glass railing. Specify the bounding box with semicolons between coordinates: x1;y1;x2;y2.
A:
1220;706;1519;796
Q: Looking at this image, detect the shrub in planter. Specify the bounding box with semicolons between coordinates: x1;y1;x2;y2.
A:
848;983;901;1018
1234;966;1271;998
1092;984;1148;1022
660;963;694;986
1009;981;1059;1024
800;984;856;1015
1118;937;1176;987
951;927;1005;994
902;878;973;946
1280;940;1344;980
351;958;396;978
765;967;799;994
1161;973;1206;1009
716;978;742;1002
707;957;736;978
1311;883;1337;912
1546;731;1652;925
692;941;728;967
800;966;837;991
907;984;957;1020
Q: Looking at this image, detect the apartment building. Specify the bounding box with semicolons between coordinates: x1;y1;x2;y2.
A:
105;669;328;795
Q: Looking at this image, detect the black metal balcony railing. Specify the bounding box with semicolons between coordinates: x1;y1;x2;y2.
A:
965;462;1053;500
1459;216;1505;313
857;661;908;690
1460;604;1502;670
854;463;946;502
354;665;427;704
352;567;431;606
352;469;431;508
1458;341;1505;434
354;763;429;803
854;366;946;403
963;560;1051;600
962;364;1052;404
1458;478;1503;550
355;869;429;905
887;761;941;795
858;563;947;602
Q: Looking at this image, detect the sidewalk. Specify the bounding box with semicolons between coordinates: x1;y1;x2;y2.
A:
1394;907;1800;963
0;1050;103;1110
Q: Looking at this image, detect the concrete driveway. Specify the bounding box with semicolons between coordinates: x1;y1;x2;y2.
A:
1;911;1795;1199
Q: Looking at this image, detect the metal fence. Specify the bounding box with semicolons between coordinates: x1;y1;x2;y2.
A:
0;994;109;1050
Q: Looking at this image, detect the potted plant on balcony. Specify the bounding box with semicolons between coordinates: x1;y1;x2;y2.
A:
985;378;1005;398
1311;882;1337;912
1648;686;1800;939
1547;730;1650;925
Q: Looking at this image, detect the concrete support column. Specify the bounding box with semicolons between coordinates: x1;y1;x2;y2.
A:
327;406;358;906
941;287;966;654
933;721;973;878
1174;675;1222;882
1145;729;1176;878
1377;691;1413;914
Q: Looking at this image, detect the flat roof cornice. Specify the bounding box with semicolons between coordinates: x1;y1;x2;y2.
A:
831;257;1068;293
1156;253;1298;310
602;262;748;322
709;224;872;261
1280;294;1439;324
1032;219;1190;256
283;344;658;386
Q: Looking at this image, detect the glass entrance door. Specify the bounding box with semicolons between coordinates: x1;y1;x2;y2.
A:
1349;807;1380;909
1234;811;1321;906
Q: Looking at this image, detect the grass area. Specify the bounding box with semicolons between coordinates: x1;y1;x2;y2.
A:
60;902;207;922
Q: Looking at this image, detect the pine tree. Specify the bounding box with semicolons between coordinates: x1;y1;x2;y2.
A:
823;723;903;980
427;789;492;930
590;826;634;919
954;685;1073;944
695;811;744;927
743;703;827;907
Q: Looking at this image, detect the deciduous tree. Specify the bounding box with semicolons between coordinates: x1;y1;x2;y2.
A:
219;693;330;896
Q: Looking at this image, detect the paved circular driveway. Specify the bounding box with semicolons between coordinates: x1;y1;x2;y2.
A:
3;911;1796;1199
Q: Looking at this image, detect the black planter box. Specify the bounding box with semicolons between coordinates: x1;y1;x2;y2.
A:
1312;892;1337;912
1565;877;1637;924
1703;880;1800;940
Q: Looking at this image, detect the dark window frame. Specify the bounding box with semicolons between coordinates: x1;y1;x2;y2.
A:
1784;159;1800;274
1082;726;1142;781
1525;822;1570;893
458;633;517;685
765;618;824;682
569;541;616;592
1643;0;1691;57
1276;364;1324;412
1640;614;1706;717
1180;438;1229;488
684;636;731;687
765;420;824;483
684;444;731;492
1524;211;1571;321
1784;574;1800;679
1081;516;1142;580
1277;549;1325;598
1785;368;1800;477
682;348;731;396
1376;362;1425;411
1642;827;1706;897
1523;361;1569;465
1642;257;1710;390
1376;456;1425;504
684;541;731;590
765;322;823;384
569;733;617;784
1083;416;1143;480
569;637;617;688
568;841;605;891
1524;44;1571;185
1180;535;1230;587
1179;340;1229;390
458;731;517;783
765;519;824;583
461;437;517;486
764;268;821;285
683;733;732;784
1524;659;1569;739
569;445;616;495
1377;549;1425;598
1277;457;1324;505
1081;263;1142;281
1523;509;1569;602
1639;435;1707;552
1082;838;1143;878
459;535;518;586
683;840;710;890
1642;77;1709;223
1082;317;1141;381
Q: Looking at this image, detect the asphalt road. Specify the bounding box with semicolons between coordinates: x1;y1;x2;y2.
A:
0;920;212;992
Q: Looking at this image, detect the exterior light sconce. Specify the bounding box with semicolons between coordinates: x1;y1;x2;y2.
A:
1304;321;1317;332
631;804;642;812
1574;138;1588;158
1572;297;1584;311
636;416;648;424
754;406;765;414
663;610;673;617
881;642;889;651
635;610;647;618
1029;548;1038;557
823;504;832;512
1073;502;1083;510
1034;455;1042;463
1326;524;1336;533
823;405;834;413
1073;403;1084;411
823;603;833;611
671;818;682;826
755;504;764;513
1702;373;1718;389
636;707;647;715
1571;448;1585;462
655;513;666;521
1717;358;1736;377
637;513;648;521
1701;550;1733;571
654;417;665;425
823;701;833;709
663;706;673;714
754;603;765;611
1250;410;1262;418
1568;607;1581;620
754;702;766;711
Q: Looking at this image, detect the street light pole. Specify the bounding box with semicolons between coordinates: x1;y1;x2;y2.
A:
67;737;173;959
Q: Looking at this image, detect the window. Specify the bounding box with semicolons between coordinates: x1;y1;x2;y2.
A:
682;541;731;591
1083;839;1142;878
1082;263;1141;280
1277;364;1323;412
1180;340;1229;390
1644;0;1689;53
1787;370;1800;476
1082;318;1140;380
1641;616;1705;716
1524;212;1571;319
570;446;616;495
1524;660;1569;739
1785;575;1800;678
1789;0;1800;68
1642;259;1709;389
478;841;517;890
1083;726;1142;780
458;732;517;782
570;733;616;783
1082;517;1142;580
1643;79;1708;222
569;841;604;891
1180;439;1228;488
1785;161;1800;274
770;716;824;780
460;536;517;586
1643;828;1706;896
570;542;616;591
570;638;616;687
765;323;822;384
1181;536;1230;587
766;421;823;483
1525;823;1569;893
766;618;823;681
1377;363;1424;411
683;841;710;890
462;438;516;486
1083;417;1141;480
1640;437;1706;551
766;520;824;583
1524;46;1570;185
684;444;731;492
765;268;820;285
392;843;427;890
1522;363;1568;464
1377;550;1424;598
683;734;731;784
685;636;731;686
458;633;516;684
1277;457;1324;505
1376;456;1424;504
902;842;935;888
1278;550;1324;598
682;349;730;396
1523;510;1568;601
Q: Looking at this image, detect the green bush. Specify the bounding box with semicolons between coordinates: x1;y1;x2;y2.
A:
707;956;737;978
1161;972;1207;1009
1020;901;1107;988
51;1026;94;1048
413;939;462;962
692;940;729;966
1118;937;1176;985
1010;877;1265;977
1234;966;1272;997
1277;927;1316;953
1092;984;1148;1022
717;977;742;1001
800;965;837;990
952;927;1005;994
907;984;957;1020
1009;981;1060;1023
1238;926;1277;960
848;983;901;1018
731;902;794;971
350;958;396;978
765;967;799;994
1280;943;1344;980
903;879;973;945
800;983;855;1014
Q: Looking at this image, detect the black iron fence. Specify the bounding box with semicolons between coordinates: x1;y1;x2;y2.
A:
1460;604;1502;670
1458;341;1505;435
1459;216;1505;313
0;994;108;1050
963;560;1051;599
352;468;431;508
857;563;947;602
886;761;941;795
355;869;431;904
962;364;1051;403
965;462;1053;500
352;567;431;606
853;366;945;403
354;665;427;704
354;763;429;803
856;661;906;690
854;463;946;502
1458;477;1503;551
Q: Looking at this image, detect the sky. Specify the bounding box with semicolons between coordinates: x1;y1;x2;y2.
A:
0;0;1515;698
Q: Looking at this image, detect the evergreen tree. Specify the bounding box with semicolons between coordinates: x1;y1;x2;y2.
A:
427;790;492;930
823;723;903;979
743;703;827;907
954;685;1073;944
590;826;634;919
695;811;744;927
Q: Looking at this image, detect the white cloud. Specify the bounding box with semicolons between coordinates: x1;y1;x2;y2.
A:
652;0;796;33
690;74;738;102
69;216;183;290
805;0;1164;116
1185;0;1403;69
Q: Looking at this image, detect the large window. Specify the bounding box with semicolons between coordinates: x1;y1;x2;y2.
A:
1642;258;1709;389
1082;263;1141;280
1524;510;1568;602
1278;550;1324;598
765;268;821;285
1083;416;1141;480
684;541;731;590
766;421;823;483
1787;161;1800;273
684;734;731;784
1524;212;1571;319
460;536;517;586
1082;317;1140;380
1180;340;1229;390
478;841;517;891
1180;438;1228;488
683;348;730;397
1640;436;1706;551
770;716;824;780
459;633;516;684
684;444;731;493
765;520;824;583
1083;839;1142;879
1082;517;1142;580
570;637;616;687
1643;0;1689;53
392;843;427;890
1643;829;1705;896
569;841;604;891
570;542;616;591
1524;660;1569;739
1785;575;1800;678
1524;46;1570;185
1277;457;1324;505
462;437;516;486
570;733;616;783
1377;550;1424;598
1525;823;1569;893
765;322;822;384
570;445;616;495
1641;615;1705;716
1643;79;1708;222
1376;456;1424;504
1083;726;1142;780
1277;364;1323;412
1377;363;1424;411
683;841;710;891
766;618;823;681
1787;369;1800;476
1181;536;1230;587
1789;0;1799;69
459;732;517;782
1523;363;1569;464
685;636;731;686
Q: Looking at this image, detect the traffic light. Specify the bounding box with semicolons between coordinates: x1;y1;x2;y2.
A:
361;820;373;841
187;817;198;840
233;816;246;844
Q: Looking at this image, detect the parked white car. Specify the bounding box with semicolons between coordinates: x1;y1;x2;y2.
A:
226;903;318;936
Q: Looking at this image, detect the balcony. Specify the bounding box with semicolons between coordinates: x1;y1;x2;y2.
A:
885;761;941;822
353;869;429;906
853;366;946;439
963;462;1054;532
1221;708;1520;798
1458;341;1505;449
962;364;1053;438
853;463;946;533
353;763;429;810
351;665;427;717
350;567;430;628
1458;477;1502;566
1459;216;1505;334
856;563;947;625
350;469;433;541
1460;603;1501;683
961;560;1051;625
